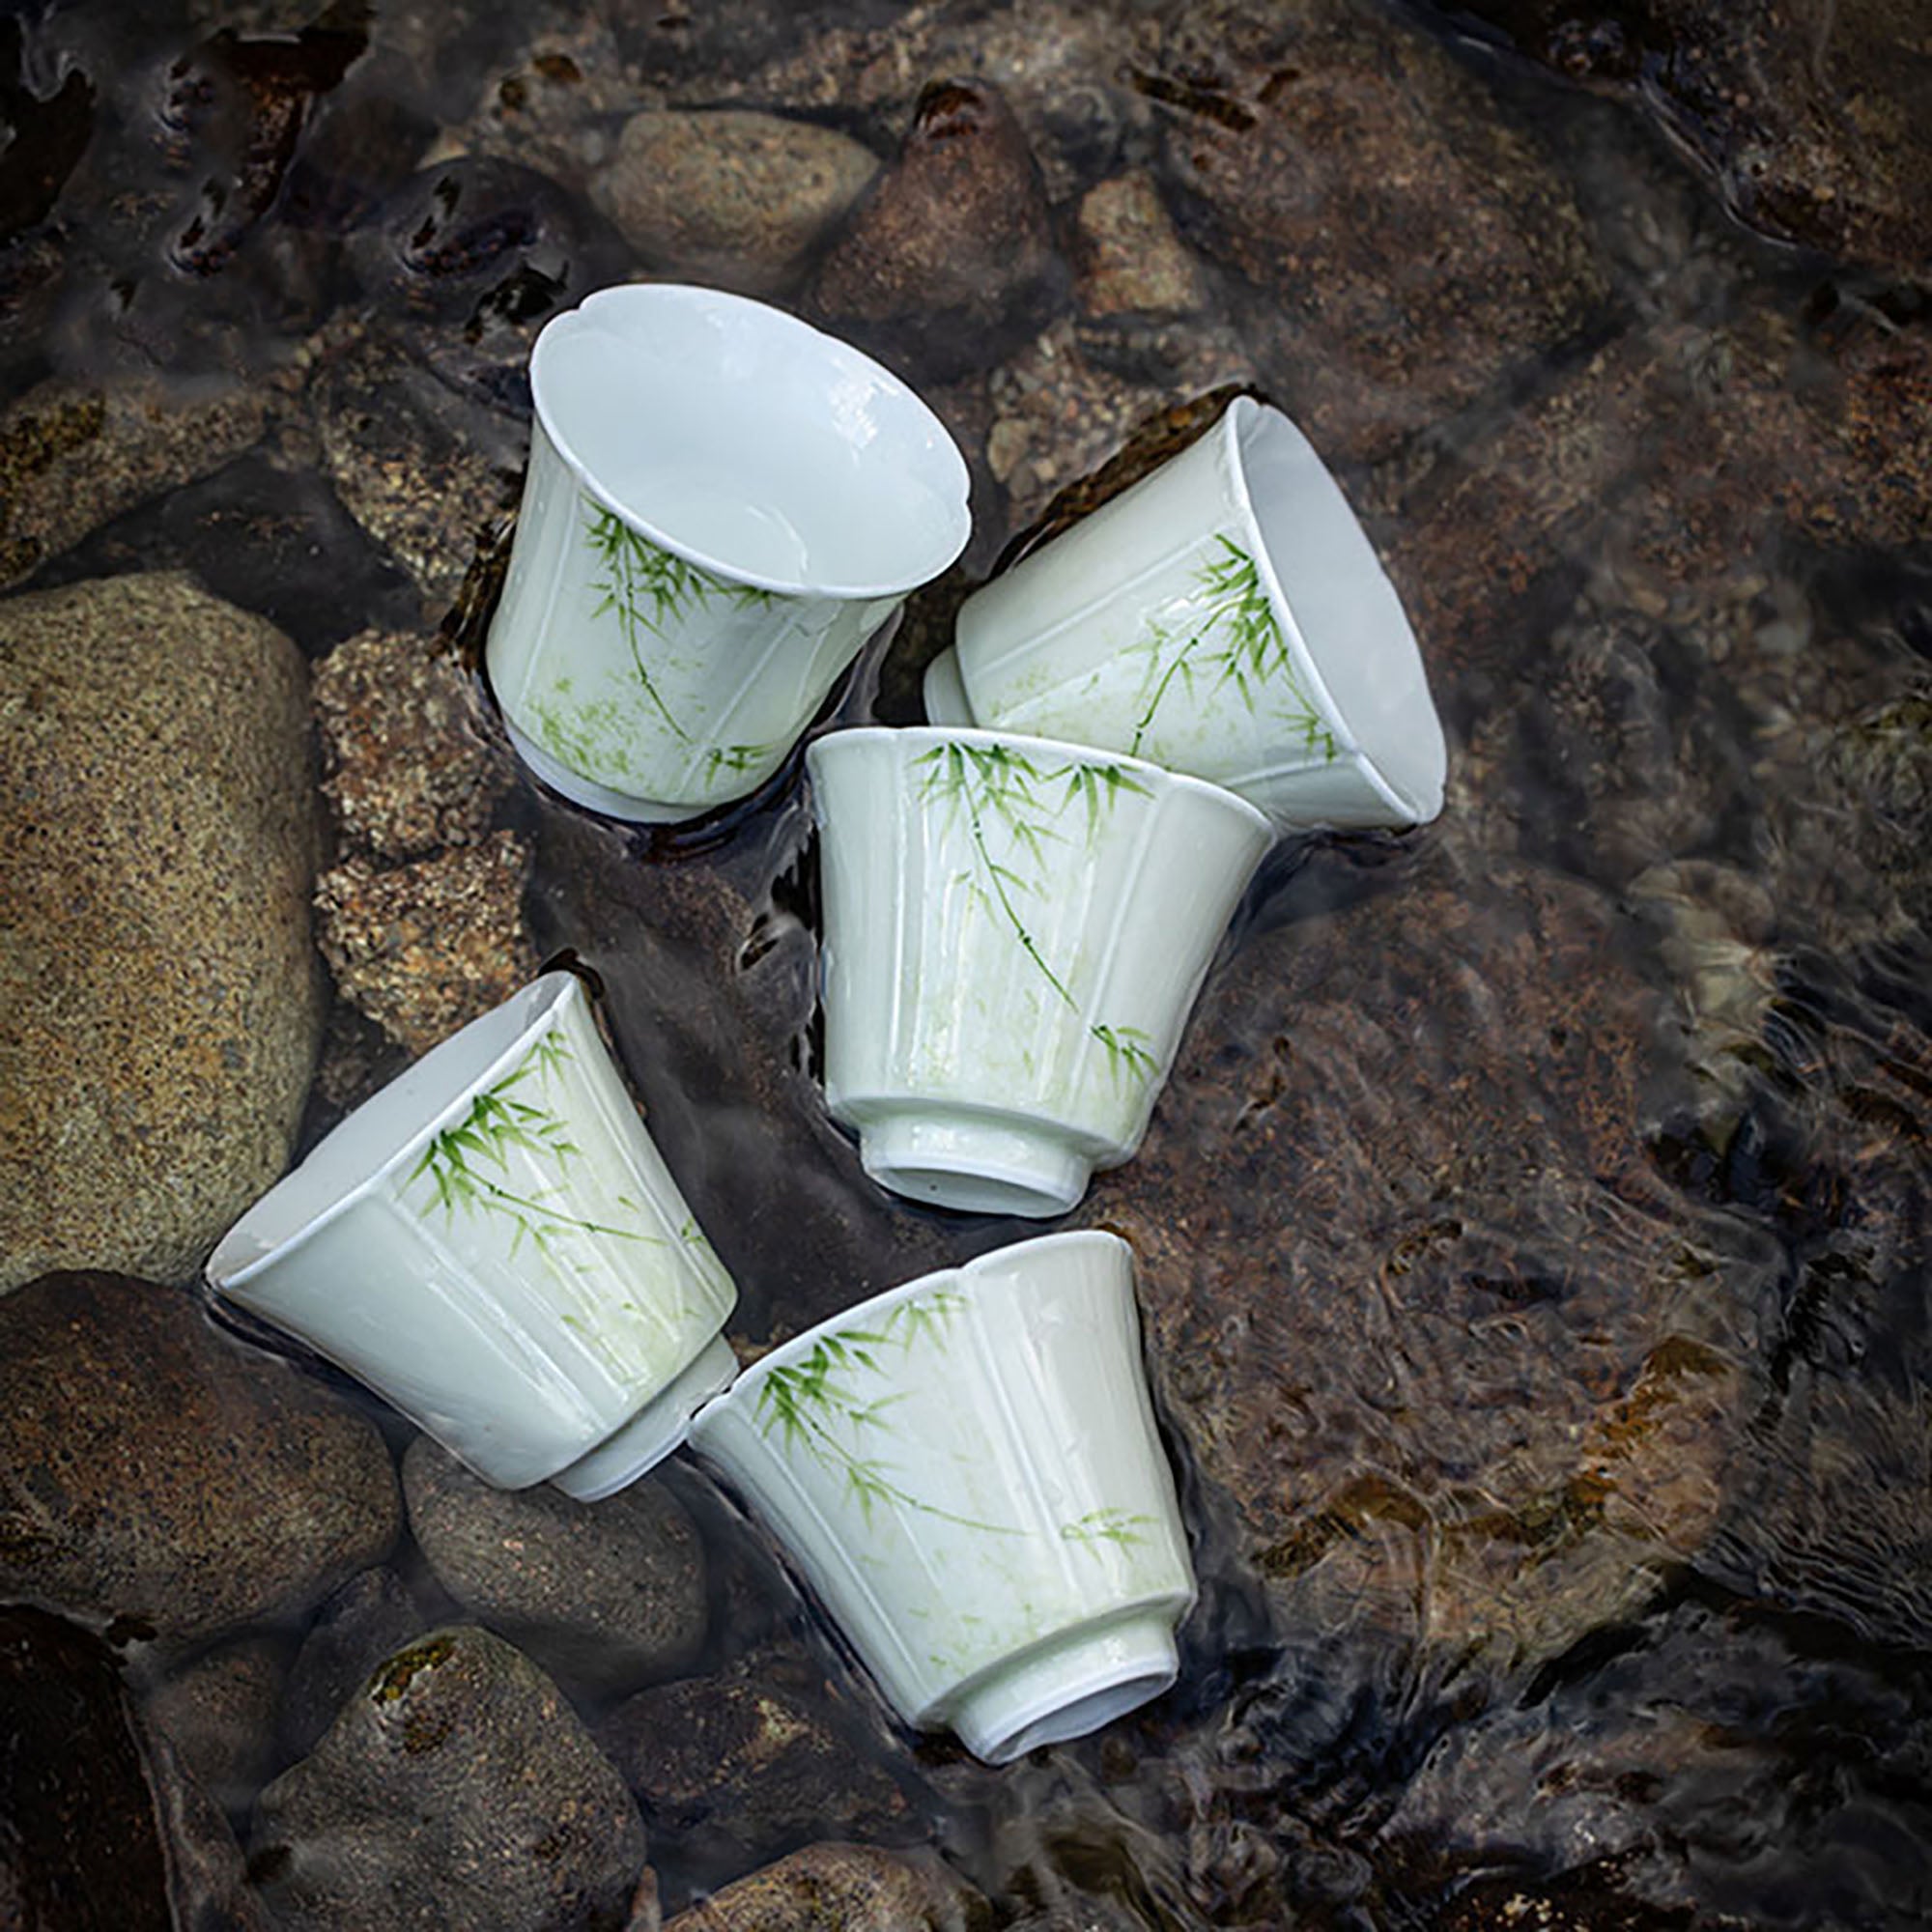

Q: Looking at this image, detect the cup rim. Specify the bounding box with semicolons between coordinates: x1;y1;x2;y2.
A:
1219;396;1445;823
691;1228;1130;1423
529;281;973;601
207;973;582;1293
804;723;1275;839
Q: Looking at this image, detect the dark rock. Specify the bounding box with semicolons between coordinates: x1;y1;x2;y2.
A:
807;79;1068;383
403;1436;708;1691
0;374;274;589
141;1634;287;1817
592;110;879;297
281;1565;434;1759
0;1605;269;1932
313;830;537;1057
253;1624;648;1932
1424;0;1932;276
598;1651;917;1871
1078;842;1778;1669
1149;3;1606;463
309;327;526;620
0;1272;401;1649
0;571;324;1290
313;627;514;861
665;1843;987;1932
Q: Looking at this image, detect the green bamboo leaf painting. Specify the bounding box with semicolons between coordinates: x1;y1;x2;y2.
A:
1126;535;1337;762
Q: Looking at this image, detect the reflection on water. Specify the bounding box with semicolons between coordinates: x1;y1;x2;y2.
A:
6;0;1931;1923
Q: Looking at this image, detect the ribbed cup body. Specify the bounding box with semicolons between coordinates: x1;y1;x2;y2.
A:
488;424;894;820
808;726;1271;1215
688;1232;1195;1762
948;398;1444;831
210;977;738;1491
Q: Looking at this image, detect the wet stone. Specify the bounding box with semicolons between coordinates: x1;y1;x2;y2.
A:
0;570;324;1291
1149;2;1606;464
807;78;1067;383
1080;842;1777;1672
141;1634;287;1818
597;1648;919;1876
313;829;537;1058
403;1436;709;1692
253;1624;648;1932
1073;172;1208;319
0;1272;401;1651
664;1842;989;1932
592;109;880;297
313;626;514;862
280;1565;434;1760
0;373;274;588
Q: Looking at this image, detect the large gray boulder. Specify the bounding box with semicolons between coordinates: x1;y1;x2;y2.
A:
0;570;324;1290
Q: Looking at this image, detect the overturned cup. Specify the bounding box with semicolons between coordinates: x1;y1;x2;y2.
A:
488;282;972;822
927;396;1445;832
688;1230;1195;1764
207;973;738;1498
808;724;1270;1218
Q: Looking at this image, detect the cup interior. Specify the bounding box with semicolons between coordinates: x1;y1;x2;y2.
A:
1235;399;1446;816
208;976;574;1284
533;283;972;597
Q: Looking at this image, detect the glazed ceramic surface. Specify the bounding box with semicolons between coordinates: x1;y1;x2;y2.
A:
207;974;738;1497
488;283;971;822
688;1231;1195;1764
935;396;1445;831
808;725;1271;1217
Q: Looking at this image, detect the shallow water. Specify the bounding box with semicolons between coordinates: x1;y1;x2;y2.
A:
7;0;1932;1924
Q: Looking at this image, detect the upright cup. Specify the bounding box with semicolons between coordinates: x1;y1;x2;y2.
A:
688;1231;1195;1764
488;283;971;822
808;725;1271;1218
927;396;1445;832
208;974;738;1498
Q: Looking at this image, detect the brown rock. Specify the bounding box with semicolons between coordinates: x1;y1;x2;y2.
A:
404;1436;709;1690
0;1272;401;1650
808;79;1067;381
141;1634;286;1815
666;1843;987;1932
314;830;536;1056
1079;846;1772;1666
592;110;880;296
1151;5;1606;462
0;374;273;587
254;1625;648;1932
312;626;513;862
0;571;324;1291
1073;172;1208;318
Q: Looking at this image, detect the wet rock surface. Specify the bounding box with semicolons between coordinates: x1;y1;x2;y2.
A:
141;1633;287;1817
599;1649;920;1879
279;1564;434;1759
594;109;880;296
0;571;323;1291
0;1273;400;1649
404;1436;709;1690
252;1624;648;1932
665;1842;988;1932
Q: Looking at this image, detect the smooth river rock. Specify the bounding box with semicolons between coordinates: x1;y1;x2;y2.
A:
0;1272;401;1649
666;1843;987;1932
403;1435;709;1690
0;570;324;1291
592;108;880;295
253;1624;648;1932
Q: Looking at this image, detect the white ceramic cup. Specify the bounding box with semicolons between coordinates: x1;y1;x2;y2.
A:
688;1230;1195;1764
207;974;738;1498
807;725;1271;1218
487;282;972;822
927;396;1445;832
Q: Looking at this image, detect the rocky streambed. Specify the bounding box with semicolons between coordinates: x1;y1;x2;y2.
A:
2;0;1931;1926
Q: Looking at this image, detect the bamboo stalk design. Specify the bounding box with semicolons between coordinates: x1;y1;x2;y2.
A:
1126;535;1336;763
913;741;1160;1087
582;497;775;753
